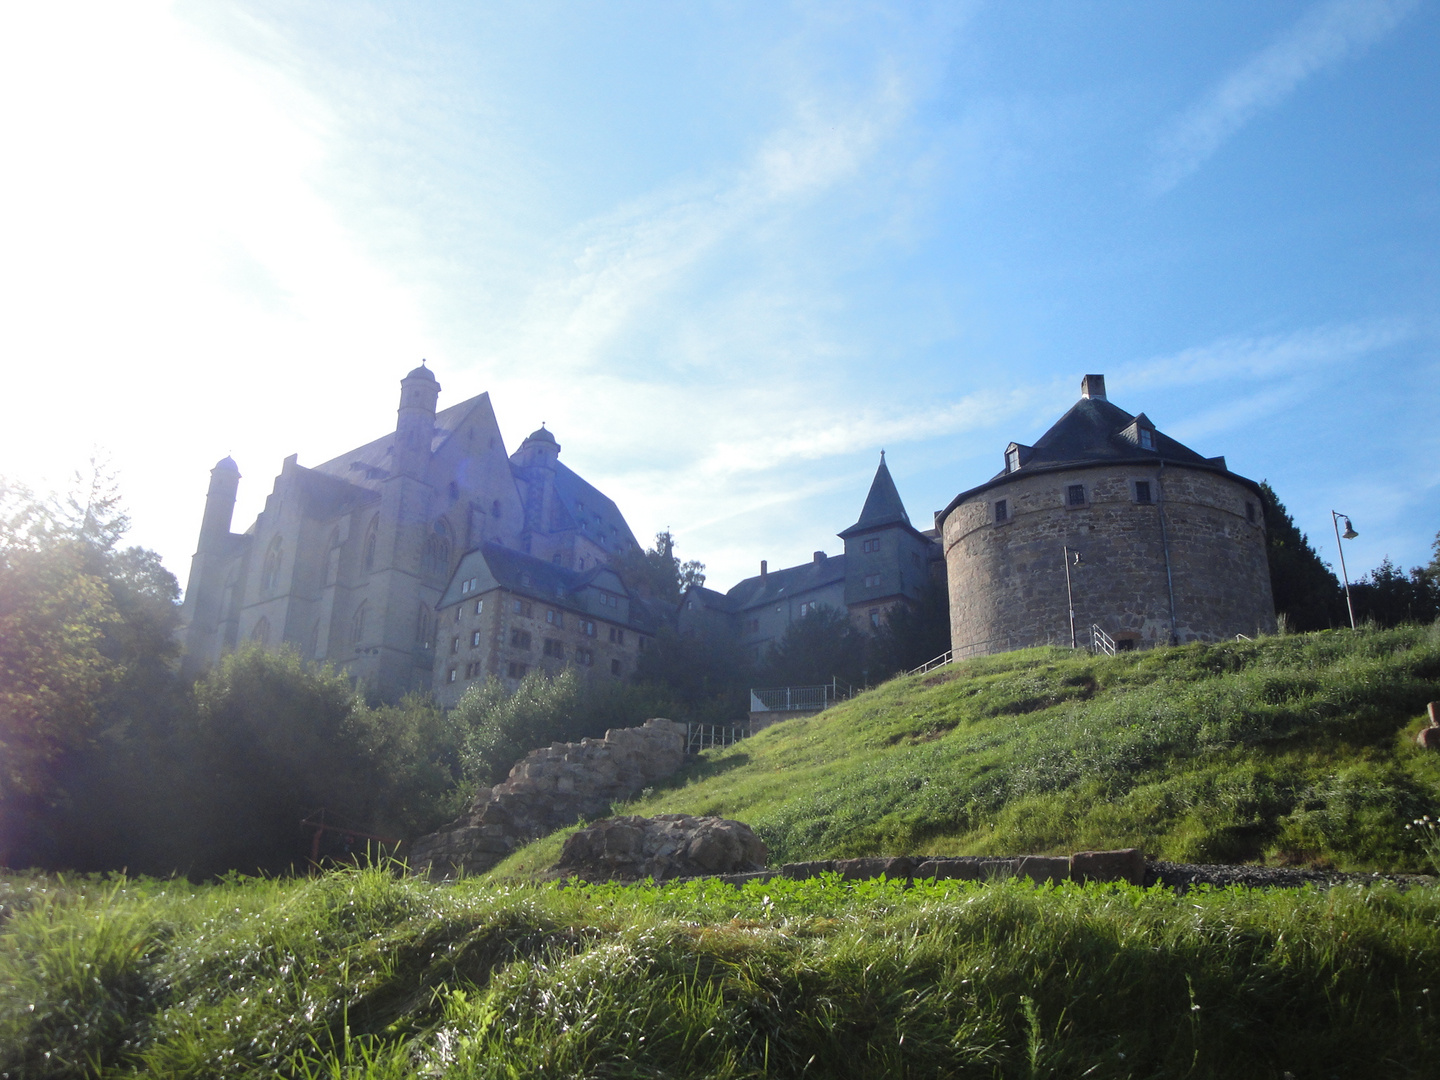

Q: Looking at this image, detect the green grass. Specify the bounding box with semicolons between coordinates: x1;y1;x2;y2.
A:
2;865;1438;1078
492;625;1440;877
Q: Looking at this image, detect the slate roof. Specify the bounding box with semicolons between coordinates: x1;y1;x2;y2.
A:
550;461;639;553
838;454;911;537
938;387;1261;522
724;553;848;613
440;541;662;634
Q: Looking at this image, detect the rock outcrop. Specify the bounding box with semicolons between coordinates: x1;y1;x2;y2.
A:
409;718;687;877
550;814;768;882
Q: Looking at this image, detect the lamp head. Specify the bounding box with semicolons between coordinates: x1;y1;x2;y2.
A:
1342;517;1358;540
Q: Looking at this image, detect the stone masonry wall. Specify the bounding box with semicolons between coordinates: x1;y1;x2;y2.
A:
943;464;1275;653
408;718;686;877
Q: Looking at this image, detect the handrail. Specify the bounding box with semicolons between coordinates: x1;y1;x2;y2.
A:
1091;624;1117;656
907;650;953;676
749;681;853;713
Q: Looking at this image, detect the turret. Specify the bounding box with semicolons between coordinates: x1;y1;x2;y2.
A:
514;425;560;535
198;456;240;551
395;362;440;476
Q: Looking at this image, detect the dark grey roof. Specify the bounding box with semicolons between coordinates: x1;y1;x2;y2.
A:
683;584;738;614
524;425;558;445
725;553;847;612
937;388;1261;523
551;462;639;552
839;454;911;537
441;542;662;633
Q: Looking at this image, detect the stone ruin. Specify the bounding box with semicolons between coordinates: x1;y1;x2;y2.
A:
1416;702;1440;750
550;814;768;882
408;718;687;877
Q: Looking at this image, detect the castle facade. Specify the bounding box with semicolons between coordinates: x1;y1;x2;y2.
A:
178;365;648;700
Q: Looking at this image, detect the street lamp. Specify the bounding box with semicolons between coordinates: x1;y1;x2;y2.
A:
1063;546;1082;649
1331;511;1359;630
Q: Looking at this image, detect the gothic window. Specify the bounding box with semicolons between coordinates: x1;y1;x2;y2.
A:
424;520;451;581
415;602;432;646
261;537;284;595
351;602;368;645
309;619;322;658
251;616;271;646
362;518;379;572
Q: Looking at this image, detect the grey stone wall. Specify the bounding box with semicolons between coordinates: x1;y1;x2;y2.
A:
942;464;1275;652
408;718;686;877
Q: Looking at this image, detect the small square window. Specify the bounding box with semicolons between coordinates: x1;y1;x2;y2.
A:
869;607;880;629
510;629;532;649
471;630;482;647
447;668;457;683
1006;447;1020;472
1138;428;1154;450
864;573;881;588
474;599;483;615
507;661;528;679
994;499;1008;523
1134;481;1152;505
1066;484;1086;507
862;538;880;553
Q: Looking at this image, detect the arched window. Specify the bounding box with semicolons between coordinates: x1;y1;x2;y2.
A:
261;536;284;595
309;619;322;658
351;602;368;645
424;519;451;581
362;517;379;572
415;602;433;647
251;616;271;646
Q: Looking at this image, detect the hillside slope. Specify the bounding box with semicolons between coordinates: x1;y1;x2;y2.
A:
495;626;1440;875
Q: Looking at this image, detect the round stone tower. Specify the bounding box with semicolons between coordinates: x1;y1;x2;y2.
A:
937;374;1275;654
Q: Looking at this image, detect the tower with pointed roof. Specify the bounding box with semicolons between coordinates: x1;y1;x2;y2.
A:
936;374;1275;655
839;452;941;629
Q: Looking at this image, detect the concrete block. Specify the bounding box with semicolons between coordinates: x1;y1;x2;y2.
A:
1070;848;1144;885
1016;856;1070;885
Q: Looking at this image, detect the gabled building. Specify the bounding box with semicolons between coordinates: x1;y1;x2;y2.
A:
680;454;943;665
432;542;661;707
178;365;642;701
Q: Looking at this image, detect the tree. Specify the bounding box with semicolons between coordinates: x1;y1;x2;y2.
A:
760;605;870;689
870;578;951;680
633;624;751;723
1259;481;1345;632
1349;557;1440;629
612;530;705;607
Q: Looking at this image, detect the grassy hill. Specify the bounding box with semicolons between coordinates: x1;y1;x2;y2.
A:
494;625;1440;876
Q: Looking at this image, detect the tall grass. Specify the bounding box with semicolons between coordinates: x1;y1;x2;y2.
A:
532;625;1440;870
1;866;1437;1078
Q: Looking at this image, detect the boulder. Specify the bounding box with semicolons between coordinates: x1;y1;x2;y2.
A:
551;814;768;882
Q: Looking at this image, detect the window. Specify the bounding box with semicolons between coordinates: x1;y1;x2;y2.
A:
510;629;532;649
1134;481;1152;504
576;647;594;666
869;608;881;629
1246;501;1257;524
543;638;564;658
581;620;596;637
608;627;625;644
1006;447;1021;473
597;592;619;609
863;538;880;553
424;521;450;581
1138;428;1154;451
455;606;463;623
798;601;816;617
994;499;1008;523
511;599;532;617
350;603;367;645
546;609;563;627
463;662;476;678
610;659;622;676
461;579;471;595
447;668;457;683
261;536;284;595
251;616;271;646
864;573;881;588
416;603;432;645
1066;484;1086;507
451;636;459;654
471;630;482;647
474;599;484;615
507;661;528;679
362;518;378;572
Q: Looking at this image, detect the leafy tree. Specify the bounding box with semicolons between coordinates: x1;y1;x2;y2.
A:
1349;557;1440;629
760;605;870;690
1259;481;1344;632
633;625;751;723
612;530;705;606
870;578;951;680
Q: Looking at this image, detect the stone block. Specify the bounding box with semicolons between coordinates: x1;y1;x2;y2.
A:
778;861;834;880
1016;856;1070;885
1070;848;1144;885
833;857;915;880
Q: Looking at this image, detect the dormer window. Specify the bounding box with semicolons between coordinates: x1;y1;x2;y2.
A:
1138;428;1154;450
1005;446;1021;473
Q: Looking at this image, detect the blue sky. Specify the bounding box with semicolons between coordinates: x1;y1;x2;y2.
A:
1;0;1436;593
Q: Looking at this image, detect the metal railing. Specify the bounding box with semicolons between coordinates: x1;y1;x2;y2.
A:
1091;624;1117;656
904;636;1007;676
749;680;852;714
685;723;749;754
908;650;953;676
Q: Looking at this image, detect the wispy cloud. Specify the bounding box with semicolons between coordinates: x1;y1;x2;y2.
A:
1149;0;1418;193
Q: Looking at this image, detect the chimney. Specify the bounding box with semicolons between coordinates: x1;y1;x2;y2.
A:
813;551;826;565
1080;374;1106;400
760;559;768;580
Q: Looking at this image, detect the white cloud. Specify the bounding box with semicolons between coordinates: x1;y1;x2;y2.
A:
1149;0;1418;193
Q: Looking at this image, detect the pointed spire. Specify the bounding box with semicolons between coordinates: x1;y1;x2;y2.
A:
840;452;911;536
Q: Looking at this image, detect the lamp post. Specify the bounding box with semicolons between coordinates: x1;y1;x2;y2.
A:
1331;511;1359;630
1063;546;1082;649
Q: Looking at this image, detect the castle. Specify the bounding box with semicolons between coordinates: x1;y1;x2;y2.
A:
678;453;944;664
178;365;656;701
936;374;1275;654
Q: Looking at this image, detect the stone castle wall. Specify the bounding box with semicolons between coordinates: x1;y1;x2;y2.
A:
943;464;1275;652
408;718;687;877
